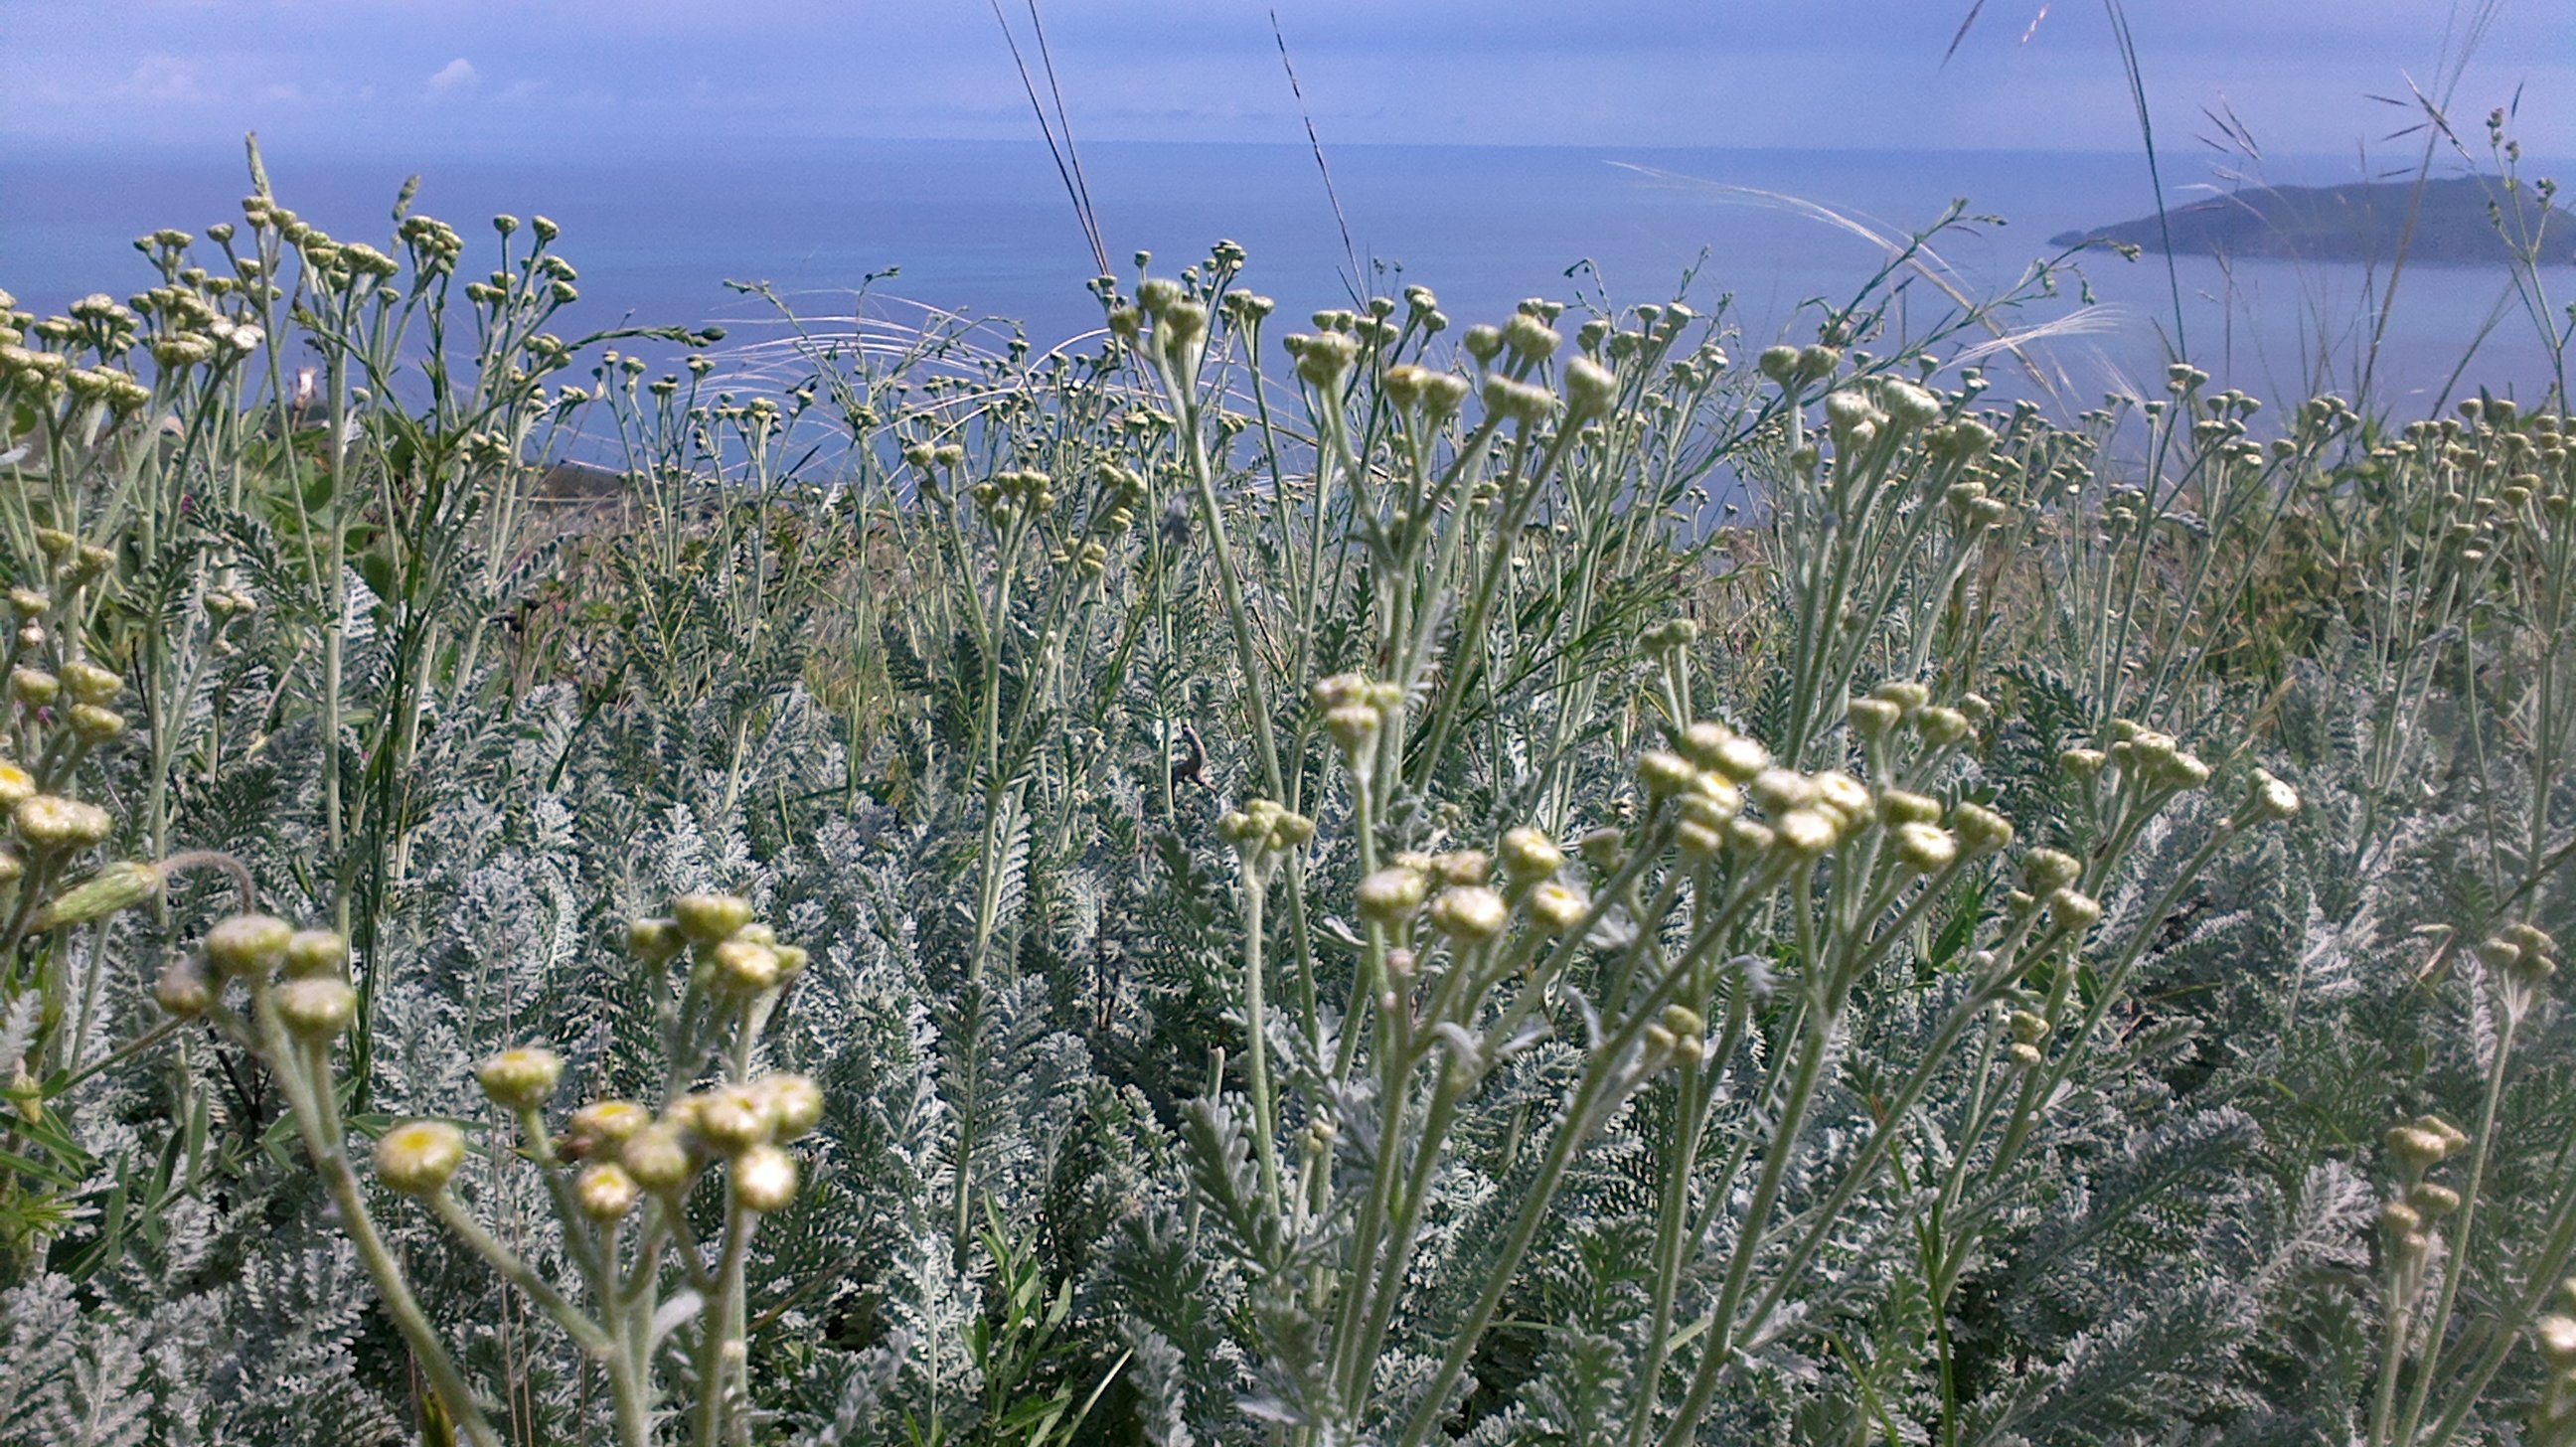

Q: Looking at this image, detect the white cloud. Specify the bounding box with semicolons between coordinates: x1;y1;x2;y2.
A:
425;57;477;95
122;55;206;101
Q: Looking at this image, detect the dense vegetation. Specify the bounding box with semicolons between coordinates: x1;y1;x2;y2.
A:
3;141;2575;1447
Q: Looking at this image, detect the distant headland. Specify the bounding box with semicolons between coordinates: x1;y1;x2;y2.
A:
2050;175;2573;265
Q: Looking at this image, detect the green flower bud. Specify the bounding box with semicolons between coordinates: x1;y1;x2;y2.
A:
154;954;213;1018
2535;1315;2576;1371
566;1100;651;1156
1813;771;1873;829
1747;769;1818;814
1527;882;1588;932
375;1120;468;1196
2021;849;2082;894
2044;888;2102;930
15;795;112;852
730;1143;799;1212
1638;749;1697;796
758;1073;825;1140
2249;768;2300;821
31;860;161;929
60;661;119;705
1893;823;1958;873
672;892;753;944
68;705;125;742
1499;827;1563;884
1429;885;1509;943
1848;698;1902;737
1357;867;1429;925
626;917;686;964
575;1163;641;1221
708;938;781;994
1876;789;1941;826
282;928;350;979
1563;357;1618;417
9;668;58;708
1951;802;2013;855
690;1084;772;1155
621;1123;695;1190
476;1047;563;1110
1774;808;1842;856
274;976;358;1042
204;913;293;978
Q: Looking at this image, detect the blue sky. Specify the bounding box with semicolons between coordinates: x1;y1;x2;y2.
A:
7;0;2571;158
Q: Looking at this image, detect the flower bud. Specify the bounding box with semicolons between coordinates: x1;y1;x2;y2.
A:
476;1047;563;1110
1325;704;1380;754
691;1084;772;1155
282;928;350;979
2022;849;2082;894
708;938;781;994
2409;1183;2462;1217
9;668;58;707
1429;885;1510;943
15;795;112;852
672;893;753;944
374;1120;467;1196
2537;1315;2576;1371
155;954;213;1018
67;705;125;743
1707;734;1771;782
1677;821;1726;859
1638;749;1696;796
1748;769;1817;814
1499;827;1563;884
1813;772;1872;829
575;1163;641;1221
621;1123;695;1190
204;913;293;978
2249;769;2300;821
1847;698;1902;737
730;1143;799;1212
626;917;686;964
274;976;358;1042
1774;808;1842;856
60;661;119;705
31;860;161;929
1563;357;1618;417
1357;867;1429;925
1951;802;2012;855
1527;883;1588;932
0;762;30;808
1914;707;1970;745
758;1073;825;1140
565;1100;651;1156
1893;823;1958;873
1876;789;1941;826
2044;888;2101;930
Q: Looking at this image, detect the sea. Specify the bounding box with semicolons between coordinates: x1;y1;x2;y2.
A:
3;139;2565;417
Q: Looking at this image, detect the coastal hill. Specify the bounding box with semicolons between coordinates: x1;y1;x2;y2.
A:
2050;176;2573;264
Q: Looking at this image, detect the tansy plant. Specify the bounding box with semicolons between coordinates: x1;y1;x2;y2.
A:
150;891;822;1447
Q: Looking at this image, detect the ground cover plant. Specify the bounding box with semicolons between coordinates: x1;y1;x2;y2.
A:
2;136;2575;1447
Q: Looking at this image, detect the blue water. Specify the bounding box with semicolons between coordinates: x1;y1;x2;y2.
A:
3;139;2563;414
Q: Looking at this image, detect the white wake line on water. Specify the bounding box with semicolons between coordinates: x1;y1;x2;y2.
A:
1606;161;2147;405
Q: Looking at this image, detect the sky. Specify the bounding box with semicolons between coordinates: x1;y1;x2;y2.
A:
4;0;2571;161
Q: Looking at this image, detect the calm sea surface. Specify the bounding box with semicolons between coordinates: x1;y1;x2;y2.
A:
3;139;2563;414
